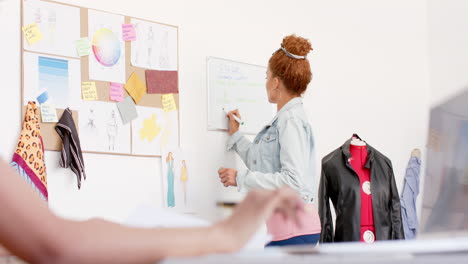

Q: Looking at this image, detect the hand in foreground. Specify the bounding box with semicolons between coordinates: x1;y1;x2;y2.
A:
217;187;305;250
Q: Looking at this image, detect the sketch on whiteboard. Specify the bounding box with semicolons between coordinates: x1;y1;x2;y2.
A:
131;18;177;71
79;101;131;154
207;57;276;134
23;0;80;57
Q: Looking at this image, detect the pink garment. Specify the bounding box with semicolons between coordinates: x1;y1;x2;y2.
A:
266;203;321;241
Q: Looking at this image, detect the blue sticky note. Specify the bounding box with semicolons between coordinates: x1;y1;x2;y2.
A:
36;91;49;104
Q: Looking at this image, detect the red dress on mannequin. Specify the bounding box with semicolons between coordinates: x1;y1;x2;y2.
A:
349;144;375;243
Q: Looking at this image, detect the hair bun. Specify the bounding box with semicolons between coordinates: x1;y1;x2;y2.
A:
282;34;313;57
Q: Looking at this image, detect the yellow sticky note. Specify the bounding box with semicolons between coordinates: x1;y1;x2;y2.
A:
82;82;98;101
161;94;177;112
22;23;43;45
125;72;146;104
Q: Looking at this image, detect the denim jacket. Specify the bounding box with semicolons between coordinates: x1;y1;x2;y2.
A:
400;156;421;240
227;97;316;202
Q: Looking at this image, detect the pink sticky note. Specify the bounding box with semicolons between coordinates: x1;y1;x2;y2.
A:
110;82;124;102
122;24;136;41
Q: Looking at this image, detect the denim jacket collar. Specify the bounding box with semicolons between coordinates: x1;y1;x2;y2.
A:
266;97;303;127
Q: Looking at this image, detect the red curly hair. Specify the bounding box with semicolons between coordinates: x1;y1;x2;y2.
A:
269;34;313;95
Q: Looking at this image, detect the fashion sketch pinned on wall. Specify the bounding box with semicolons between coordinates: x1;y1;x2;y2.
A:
88;10;126;83
161;148;192;212
23;52;81;109
130;18;177;71
22;0;80;57
78;101;131;154
131;106;179;156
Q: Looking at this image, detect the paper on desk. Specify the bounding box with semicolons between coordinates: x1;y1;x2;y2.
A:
124;204;272;251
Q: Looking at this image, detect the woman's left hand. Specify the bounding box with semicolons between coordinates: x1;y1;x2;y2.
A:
218;168;237;187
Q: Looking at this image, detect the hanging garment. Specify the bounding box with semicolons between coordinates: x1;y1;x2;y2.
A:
319;134;404;242
11;102;48;201
400;156;421;239
349;144;376;243
55;108;86;189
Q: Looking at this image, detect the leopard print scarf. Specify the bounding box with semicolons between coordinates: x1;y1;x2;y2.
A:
11;101;48;201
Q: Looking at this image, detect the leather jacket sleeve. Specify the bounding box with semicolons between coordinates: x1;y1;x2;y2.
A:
389;163;405;239
319;168;334;243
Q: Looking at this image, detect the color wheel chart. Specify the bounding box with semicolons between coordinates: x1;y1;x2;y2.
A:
87;9;126;84
92;28;121;67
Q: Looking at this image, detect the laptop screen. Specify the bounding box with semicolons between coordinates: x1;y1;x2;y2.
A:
420;90;468;236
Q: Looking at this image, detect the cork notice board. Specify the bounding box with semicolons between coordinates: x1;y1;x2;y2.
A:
21;0;180;157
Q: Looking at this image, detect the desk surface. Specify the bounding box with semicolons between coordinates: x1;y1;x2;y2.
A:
2;238;468;264
162;252;468;264
162;238;468;264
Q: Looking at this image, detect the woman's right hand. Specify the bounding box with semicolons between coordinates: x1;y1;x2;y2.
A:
217;187;305;250
227;109;241;136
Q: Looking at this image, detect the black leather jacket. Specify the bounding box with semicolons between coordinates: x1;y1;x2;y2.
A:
319;136;405;242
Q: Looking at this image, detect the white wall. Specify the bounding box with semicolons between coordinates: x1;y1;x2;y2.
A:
0;0;430;223
427;0;468;106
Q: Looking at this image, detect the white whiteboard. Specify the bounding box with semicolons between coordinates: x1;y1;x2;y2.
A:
207;57;275;135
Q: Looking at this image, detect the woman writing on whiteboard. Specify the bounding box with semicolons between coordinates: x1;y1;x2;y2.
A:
219;34;321;247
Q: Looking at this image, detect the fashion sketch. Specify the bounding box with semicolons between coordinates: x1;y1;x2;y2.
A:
166;152;175;207
133;22;141;64
147;26;154;68
34;7;42;24
47;9;56;46
180;160;188;206
106;110;118;151
86;108;98;134
158;31;170;69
